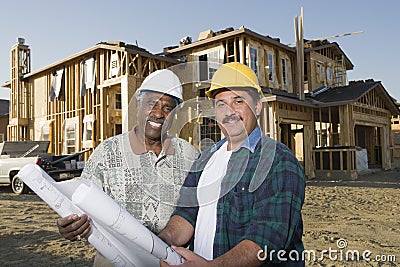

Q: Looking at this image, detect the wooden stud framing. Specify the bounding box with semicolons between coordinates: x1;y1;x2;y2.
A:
7;43;177;157
6;29;398;176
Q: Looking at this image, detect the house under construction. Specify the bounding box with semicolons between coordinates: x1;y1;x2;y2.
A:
4;39;177;157
2;26;399;179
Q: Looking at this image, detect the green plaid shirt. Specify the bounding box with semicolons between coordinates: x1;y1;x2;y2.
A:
173;127;305;265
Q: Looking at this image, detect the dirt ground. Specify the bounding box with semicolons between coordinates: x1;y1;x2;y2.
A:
303;170;399;266
0;170;399;267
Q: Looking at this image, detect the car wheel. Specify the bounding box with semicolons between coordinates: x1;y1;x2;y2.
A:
11;175;29;194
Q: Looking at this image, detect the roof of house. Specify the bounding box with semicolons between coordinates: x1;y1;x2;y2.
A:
312;80;378;102
263;79;400;115
305;41;354;70
309;80;400;115
263;89;316;107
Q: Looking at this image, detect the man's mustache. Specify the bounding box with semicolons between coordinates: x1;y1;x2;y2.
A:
222;115;242;124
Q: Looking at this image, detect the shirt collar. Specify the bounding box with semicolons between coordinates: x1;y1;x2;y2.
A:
211;126;262;153
129;126;175;155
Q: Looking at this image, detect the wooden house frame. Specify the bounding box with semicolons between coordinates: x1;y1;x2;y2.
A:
3;40;177;160
164;27;399;178
2;27;399;178
310;81;398;178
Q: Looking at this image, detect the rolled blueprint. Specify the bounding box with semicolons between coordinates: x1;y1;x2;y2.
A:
17;164;184;267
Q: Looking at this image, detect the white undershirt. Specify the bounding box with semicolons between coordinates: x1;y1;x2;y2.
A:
194;142;232;260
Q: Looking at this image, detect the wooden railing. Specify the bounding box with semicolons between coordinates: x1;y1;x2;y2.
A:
313;146;357;171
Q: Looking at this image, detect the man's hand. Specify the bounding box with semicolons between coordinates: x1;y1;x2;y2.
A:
160;246;215;267
56;214;92;241
161;240;264;267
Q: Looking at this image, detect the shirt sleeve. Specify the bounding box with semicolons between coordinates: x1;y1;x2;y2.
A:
171;147;213;227
242;143;306;254
171;170;200;228
79;140;107;189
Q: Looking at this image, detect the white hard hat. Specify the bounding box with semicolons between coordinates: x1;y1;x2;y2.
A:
135;69;183;103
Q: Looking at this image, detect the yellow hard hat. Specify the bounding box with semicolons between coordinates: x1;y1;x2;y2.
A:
206;62;263;98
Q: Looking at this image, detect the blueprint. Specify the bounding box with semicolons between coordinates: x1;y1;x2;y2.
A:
17;164;184;267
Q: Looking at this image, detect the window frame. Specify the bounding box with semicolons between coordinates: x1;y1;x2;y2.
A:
281;57;288;86
115;93;122;110
267;52;274;82
83;114;95;149
249;46;259;77
194;46;225;82
64;117;79;154
316;61;325;83
326;66;332;82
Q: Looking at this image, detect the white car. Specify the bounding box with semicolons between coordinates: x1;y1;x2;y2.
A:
0;141;88;194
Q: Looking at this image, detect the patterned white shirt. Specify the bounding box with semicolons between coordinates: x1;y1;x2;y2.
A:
81;128;197;233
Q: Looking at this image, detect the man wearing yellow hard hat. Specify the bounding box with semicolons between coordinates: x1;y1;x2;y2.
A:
159;62;306;266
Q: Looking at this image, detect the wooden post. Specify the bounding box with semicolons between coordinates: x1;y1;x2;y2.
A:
304;123;315;178
239;36;245;64
319;107;322;146
294;7;305;100
328;106;332;146
234;37;237;62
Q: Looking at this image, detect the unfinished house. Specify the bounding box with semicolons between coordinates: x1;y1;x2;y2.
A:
2;38;177;159
2;27;398;178
310;80;398;177
164;27;399;178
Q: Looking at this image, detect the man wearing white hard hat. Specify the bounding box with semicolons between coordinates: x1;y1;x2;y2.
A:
56;69;197;266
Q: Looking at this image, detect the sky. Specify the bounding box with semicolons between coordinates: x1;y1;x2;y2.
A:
1;0;399;101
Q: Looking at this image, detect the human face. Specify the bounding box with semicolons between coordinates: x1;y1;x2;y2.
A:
136;91;177;142
214;89;261;148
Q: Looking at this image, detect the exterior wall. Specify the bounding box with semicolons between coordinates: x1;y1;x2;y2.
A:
305;50;347;93
7;42;177;159
382;124;391;170
32;76;48;140
248;39;295;93
166;30;396;177
0;115;8;142
0;99;9;142
169;34;307;163
352;91;392;167
312;87;395;177
121;75;143;133
339;98;392;170
8;43;30;141
339;104;354;146
169;34;296;95
307;51;336;90
272;101;314;177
